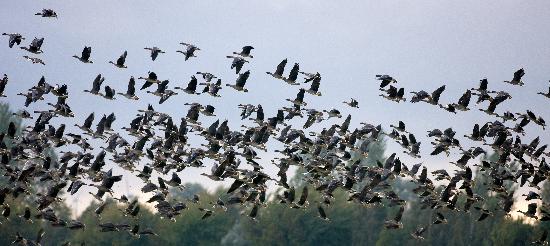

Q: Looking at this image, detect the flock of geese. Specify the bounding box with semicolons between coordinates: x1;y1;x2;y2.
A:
1;8;550;245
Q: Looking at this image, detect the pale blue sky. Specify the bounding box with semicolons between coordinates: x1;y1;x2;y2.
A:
1;0;549;214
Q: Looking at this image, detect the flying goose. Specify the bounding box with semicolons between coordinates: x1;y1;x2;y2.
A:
322;108;342;118
22;56;45;65
504;68;525;86
35;9;58;18
2;33;24;48
286;88;307;106
375;74;397;89
177;42;200;61
537;81;550;98
21;37;44;54
0;74;8;97
384;206;404;229
175;76;200;94
317;205;329;221
305;73;322;96
518;203;538;219
117;77;139;100
200;78;222;97
343;98;359;108
99;86;116;100
144;47;165;61
233;45;254;58
226;71;250;92
138;71;160;90
73;46;92;63
200;105;216;116
226;55;249;74
196;72;217;82
267;59;287;79
411;226;427;240
283;63;300;85
380;85;406;102
109;51;128;68
84;74;104;95
450;89;471;111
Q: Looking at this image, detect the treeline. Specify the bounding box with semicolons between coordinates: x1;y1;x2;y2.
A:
0;179;545;245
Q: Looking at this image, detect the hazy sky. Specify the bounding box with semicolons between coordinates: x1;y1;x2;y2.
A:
1;0;549;215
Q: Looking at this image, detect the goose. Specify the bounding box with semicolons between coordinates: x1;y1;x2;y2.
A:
147;80;170;97
407;142;421;158
35;9;58;18
322;108;342;118
73;46;92;63
226;71;250;92
99;86;116;100
84;74;104;95
109;51;128;68
504;68;525;86
22;56;45;65
390;121;408;133
138;71;160;90
198;208;213;220
384;206;404;229
286;88;307;106
375;74;397;89
21;37;44;54
0;74;8;97
411;226;427;240
13;228;45;246
380;85;406;102
226;55;249;74
532;230;548;245
305;73;322;96
478;95;505;116
522;191;541;201
177;42;200;61
2;33;24;48
233;45;254;58
151;81;178;104
248;204;259;220
518;203;538;219
410;90;430;103
283;63;300;85
200;78;222;97
75;113;94;132
317;205;329;221
439;103;457;114
17;90;44;107
537;81;550;98
185;103;202;124
343;98;359;108
496;111;516;122
267;59;287;79
117;77;139;100
13;110;32;119
144;47;165;61
238;104;256;120
175;76;200;94
159;90;178;104
472;78;489;93
433;212;448;224
51;84;68;97
451;89;471;111
200;105;216;116
429;85;446;105
300;71;318;83
196;72;217;82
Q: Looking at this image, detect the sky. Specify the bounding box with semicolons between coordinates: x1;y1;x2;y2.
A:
1;0;549;216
